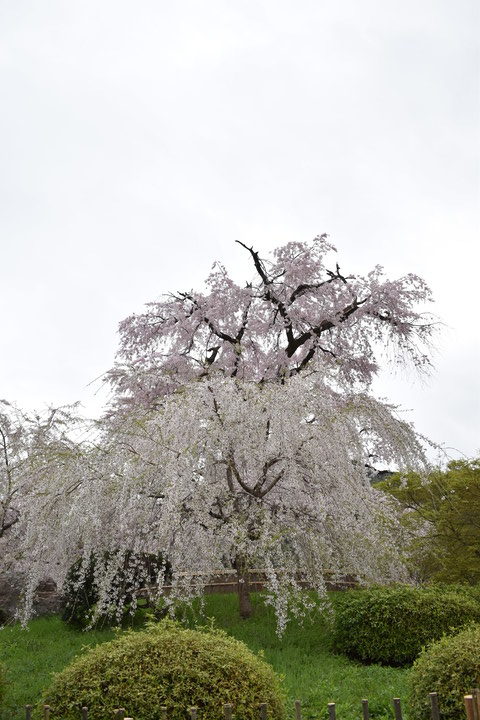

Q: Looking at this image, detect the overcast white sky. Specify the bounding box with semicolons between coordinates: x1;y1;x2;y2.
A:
0;0;478;461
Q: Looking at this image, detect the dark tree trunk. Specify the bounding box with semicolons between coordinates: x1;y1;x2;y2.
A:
235;556;253;619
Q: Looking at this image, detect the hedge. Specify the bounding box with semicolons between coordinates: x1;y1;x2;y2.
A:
331;585;480;665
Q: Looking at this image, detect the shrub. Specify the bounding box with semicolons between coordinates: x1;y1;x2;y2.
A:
61;552;170;629
42;619;286;720
332;585;480;666
409;623;480;720
425;583;480;604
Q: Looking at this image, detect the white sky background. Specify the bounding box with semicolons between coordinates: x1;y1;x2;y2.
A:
0;0;478;462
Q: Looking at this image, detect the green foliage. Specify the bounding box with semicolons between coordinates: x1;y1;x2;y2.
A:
0;616;114;720
0;662;6;707
376;458;480;583
422;583;480;604
61;553;170;629
332;585;480;666
42;619;286;720
409;623;480;720
0;594;411;720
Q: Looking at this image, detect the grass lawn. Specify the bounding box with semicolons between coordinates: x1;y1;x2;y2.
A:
0;592;410;720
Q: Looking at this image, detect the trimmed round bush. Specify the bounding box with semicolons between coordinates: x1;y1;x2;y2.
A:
409;623;480;720
42;619;286;720
332;585;480;666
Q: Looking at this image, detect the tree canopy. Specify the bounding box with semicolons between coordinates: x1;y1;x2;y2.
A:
376;458;480;584
0;401;80;568
1;237;437;626
108;237;434;410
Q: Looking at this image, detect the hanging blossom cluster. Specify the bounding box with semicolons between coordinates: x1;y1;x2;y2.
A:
18;373;427;630
107;236;435;411
1;237;437;629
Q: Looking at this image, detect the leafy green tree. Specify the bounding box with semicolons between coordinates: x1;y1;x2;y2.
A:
377;459;480;583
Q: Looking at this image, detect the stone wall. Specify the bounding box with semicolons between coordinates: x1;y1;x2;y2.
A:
0;573;63;622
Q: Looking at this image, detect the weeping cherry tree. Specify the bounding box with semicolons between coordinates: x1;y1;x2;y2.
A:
13;236;437;627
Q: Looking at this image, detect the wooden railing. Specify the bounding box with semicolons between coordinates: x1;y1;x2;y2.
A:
24;690;480;720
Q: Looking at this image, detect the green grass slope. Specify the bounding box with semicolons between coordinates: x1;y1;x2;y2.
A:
0;593;409;720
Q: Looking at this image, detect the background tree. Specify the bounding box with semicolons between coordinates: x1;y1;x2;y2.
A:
0;401;80;565
0;401;84;623
376;458;480;583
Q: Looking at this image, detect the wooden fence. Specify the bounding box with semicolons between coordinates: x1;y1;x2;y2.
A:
24;690;480;720
138;569;357;598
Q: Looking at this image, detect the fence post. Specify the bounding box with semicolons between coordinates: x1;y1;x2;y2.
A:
393;698;403;720
429;693;440;720
294;700;301;720
362;699;369;720
465;696;475;720
472;690;480;720
19;690;467;720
